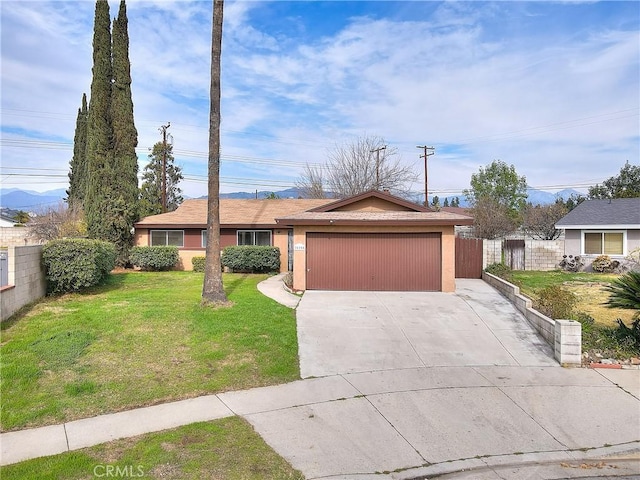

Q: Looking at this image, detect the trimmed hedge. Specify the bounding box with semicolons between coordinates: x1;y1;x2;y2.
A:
192;256;206;272
221;246;280;273
42;238;116;294
129;246;179;271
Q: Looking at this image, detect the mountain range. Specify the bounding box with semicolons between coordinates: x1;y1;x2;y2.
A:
0;187;583;211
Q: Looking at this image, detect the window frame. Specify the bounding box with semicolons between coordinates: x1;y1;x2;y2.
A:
150;229;185;247
201;230;207;248
237;229;272;246
581;230;626;256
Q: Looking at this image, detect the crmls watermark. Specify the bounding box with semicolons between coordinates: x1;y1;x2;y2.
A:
93;465;145;478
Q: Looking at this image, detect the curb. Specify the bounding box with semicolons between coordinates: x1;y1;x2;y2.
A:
589;362;623;369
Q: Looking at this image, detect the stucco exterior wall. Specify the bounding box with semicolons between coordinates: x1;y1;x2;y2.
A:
291;225;456;292
563;230;581;256
0;245;47;321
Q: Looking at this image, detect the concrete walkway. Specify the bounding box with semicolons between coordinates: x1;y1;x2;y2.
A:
2;277;639;479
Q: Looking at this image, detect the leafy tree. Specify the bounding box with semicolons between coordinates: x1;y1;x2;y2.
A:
562;194;586;211
451;197;460;207
522;201;568;240
442;198;449;207
67;93;88;207
263;192;281;199
139;141;183;217
431;195;440;210
297;135;417;199
588;161;640;199
471;196;517;239
12;210;30;225
463;160;528;221
202;0;228;305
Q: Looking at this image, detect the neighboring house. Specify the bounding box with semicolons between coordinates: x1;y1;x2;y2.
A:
134;190;473;292
555;198;640;269
0;214;16;227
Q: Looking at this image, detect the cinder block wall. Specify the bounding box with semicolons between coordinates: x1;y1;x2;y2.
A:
0;227;41;247
524;239;564;271
0;245;46;321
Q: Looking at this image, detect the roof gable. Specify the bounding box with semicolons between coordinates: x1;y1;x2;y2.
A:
556;198;640;228
309;190;430;213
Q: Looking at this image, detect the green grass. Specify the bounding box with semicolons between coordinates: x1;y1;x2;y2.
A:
507;270;639;358
1;272;300;431
2;417;304;480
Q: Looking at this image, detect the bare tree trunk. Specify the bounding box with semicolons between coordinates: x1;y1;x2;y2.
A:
202;0;227;304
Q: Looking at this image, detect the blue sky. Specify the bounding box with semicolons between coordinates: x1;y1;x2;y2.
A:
1;0;639;203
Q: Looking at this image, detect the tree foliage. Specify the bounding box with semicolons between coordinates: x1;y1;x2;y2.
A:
464;160;528;220
67;93;89;207
588;161;640;199
139;141;183;217
471;196;517;239
83;0;139;266
12;210;30;225
297;135;418;199
202;0;228;305
522;201;568;240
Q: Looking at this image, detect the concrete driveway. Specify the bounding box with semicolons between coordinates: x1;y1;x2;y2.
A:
297;279;557;378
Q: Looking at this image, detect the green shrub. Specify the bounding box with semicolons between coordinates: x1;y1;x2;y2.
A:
221;246;280;273
192;256;206;272
591;254;619;273
535;285;577;319
484;262;512;280
129;246;179;271
42;238;116;294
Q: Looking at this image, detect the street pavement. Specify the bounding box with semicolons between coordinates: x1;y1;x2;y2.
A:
1;277;639;479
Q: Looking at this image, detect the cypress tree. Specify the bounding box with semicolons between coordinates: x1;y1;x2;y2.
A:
110;0;139;262
85;0;114;242
67;93;88;207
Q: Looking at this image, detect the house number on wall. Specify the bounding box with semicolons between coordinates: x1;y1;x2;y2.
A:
294;243;305;251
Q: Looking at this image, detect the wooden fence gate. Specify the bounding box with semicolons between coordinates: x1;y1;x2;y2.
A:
455;237;483;278
503;239;525;270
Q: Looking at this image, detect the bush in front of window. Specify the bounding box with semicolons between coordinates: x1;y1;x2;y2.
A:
192;256;206;272
221;246;280;273
591;255;620;273
130;246;179;271
42;238;116;294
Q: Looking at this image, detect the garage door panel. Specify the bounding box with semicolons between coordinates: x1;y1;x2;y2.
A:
306;233;441;291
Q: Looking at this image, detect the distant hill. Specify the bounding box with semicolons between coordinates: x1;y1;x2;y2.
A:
0;188;65;211
218;187;305;199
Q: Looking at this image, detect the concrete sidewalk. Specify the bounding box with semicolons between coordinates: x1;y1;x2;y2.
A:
2;366;639;479
256;272;301;308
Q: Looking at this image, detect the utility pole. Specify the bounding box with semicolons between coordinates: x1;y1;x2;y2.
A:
370;145;386;190
160;122;170;212
416;145;435;206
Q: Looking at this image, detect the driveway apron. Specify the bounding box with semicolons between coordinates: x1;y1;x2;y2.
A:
296;279;556;378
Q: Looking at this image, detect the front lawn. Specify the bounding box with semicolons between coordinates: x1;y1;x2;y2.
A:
509;271;635;328
507;270;639;360
2;417;303;480
1;272;299;431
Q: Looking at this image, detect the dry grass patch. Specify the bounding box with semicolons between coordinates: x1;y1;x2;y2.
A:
563;282;636;328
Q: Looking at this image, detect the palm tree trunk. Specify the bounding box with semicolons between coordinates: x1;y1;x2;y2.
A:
202;0;227;304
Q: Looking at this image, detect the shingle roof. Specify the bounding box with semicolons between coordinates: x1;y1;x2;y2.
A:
555;198;640;228
276;210;474;226
135;198;330;228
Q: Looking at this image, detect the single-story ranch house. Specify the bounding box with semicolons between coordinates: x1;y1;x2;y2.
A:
555;197;640;269
134;190;473;292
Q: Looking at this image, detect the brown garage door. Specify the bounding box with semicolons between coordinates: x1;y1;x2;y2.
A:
306;232;441;291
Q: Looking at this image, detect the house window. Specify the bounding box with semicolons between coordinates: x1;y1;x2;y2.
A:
583;232;624;255
237;230;271;246
150;230;184;247
201;230;207;248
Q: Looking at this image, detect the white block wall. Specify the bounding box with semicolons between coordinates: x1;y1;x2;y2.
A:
0;246;46;321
